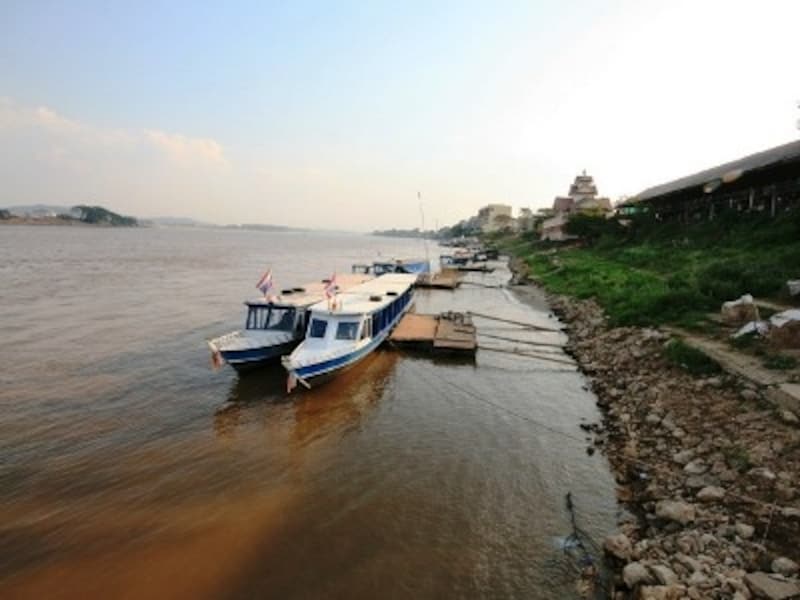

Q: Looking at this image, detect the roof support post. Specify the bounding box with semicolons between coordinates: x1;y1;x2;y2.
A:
748;188;754;211
770;190;777;217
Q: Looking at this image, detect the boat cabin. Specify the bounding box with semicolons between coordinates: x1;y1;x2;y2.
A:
303;285;413;345
245;302;306;335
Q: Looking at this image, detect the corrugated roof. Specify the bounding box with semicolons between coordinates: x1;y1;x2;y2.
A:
636;139;800;202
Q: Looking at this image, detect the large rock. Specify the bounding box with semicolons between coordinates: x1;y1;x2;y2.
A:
772;557;800;577
604;533;632;561
684;459;709;475
623;561;654;588
638;584;687;599
721;295;758;325
656;500;696;525
696;485;726;503
735;522;755;539
650;564;679;585
744;572;800;600
749;467;777;481
782;507;800;520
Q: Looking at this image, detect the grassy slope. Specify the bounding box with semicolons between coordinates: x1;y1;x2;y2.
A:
494;212;800;328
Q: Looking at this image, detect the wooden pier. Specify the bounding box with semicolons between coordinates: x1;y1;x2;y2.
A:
457;264;495;273
389;311;476;354
415;268;463;290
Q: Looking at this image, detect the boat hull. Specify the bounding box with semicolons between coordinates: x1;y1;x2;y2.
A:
222;340;299;372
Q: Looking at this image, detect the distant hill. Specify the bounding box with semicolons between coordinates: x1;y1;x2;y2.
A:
73;205;137;226
0;204;138;227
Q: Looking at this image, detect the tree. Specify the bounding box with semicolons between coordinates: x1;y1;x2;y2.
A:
0;209;11;220
73;205;137;226
564;213;623;245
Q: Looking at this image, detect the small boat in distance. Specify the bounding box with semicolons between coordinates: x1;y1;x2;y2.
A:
282;273;418;389
208;273;372;372
352;258;431;276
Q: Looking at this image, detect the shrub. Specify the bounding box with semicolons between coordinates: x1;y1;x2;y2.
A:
763;354;798;370
663;339;722;375
723;445;752;472
564;214;625;245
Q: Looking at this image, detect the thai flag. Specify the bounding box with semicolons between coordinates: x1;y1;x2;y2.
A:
324;272;337;299
256;269;273;296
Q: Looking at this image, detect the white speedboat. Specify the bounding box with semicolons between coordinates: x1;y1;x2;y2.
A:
208;274;372;372
282;273;417;389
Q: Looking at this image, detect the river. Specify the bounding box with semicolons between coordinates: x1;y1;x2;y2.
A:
0;226;618;599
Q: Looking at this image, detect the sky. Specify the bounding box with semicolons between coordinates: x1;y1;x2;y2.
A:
1;0;799;230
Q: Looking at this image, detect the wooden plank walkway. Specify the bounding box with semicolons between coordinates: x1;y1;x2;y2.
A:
390;312;476;354
415;269;462;290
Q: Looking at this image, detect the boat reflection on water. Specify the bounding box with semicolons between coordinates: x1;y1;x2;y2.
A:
214;349;399;443
224;362;289;402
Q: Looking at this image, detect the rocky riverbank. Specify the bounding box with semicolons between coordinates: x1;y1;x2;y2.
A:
547;292;800;599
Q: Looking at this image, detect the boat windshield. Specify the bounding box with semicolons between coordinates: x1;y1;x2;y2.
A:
309;318;328;338
246;306;296;331
335;321;359;340
373;263;395;276
265;307;296;331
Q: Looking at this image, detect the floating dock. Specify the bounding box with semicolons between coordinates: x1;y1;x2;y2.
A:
389;311;476;354
457;264;495;273
415;269;463;290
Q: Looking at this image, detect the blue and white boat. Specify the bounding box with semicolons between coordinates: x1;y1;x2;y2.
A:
208;274;372;372
282;273;417;389
353;258;431;276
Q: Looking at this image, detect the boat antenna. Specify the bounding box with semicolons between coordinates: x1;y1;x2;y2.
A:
418;192;430;269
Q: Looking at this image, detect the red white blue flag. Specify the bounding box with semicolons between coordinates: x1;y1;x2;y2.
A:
324;272;337;299
256;269;273;296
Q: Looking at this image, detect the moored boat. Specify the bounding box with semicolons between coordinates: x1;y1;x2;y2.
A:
282;273;417;389
208;274;372;372
352;258;431;276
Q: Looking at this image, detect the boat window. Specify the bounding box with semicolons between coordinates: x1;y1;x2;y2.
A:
309;318;328;338
373;263;392;276
247;306;269;329
265;307;296;331
336;321;359;340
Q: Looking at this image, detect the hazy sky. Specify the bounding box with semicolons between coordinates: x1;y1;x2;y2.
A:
2;1;799;230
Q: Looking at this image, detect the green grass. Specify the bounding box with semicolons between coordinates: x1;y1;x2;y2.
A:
723;445;752;473
763;354;798;370
663;339;722;375
495;212;800;327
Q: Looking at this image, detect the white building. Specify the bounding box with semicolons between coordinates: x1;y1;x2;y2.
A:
540;171;611;241
477;203;514;232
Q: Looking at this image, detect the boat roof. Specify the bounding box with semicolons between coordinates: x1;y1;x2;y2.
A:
308;273;417;316
373;257;428;265
245;273;373;308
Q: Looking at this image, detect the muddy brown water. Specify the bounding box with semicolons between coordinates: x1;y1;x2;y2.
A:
0;226;618;599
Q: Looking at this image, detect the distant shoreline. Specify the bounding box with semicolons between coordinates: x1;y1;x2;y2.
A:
0;217;132;227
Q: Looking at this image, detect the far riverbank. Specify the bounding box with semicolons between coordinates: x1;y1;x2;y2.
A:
0;216;100;226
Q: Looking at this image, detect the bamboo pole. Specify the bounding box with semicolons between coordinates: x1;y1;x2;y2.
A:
469;311;560;332
478;331;564;348
478;345;575;366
